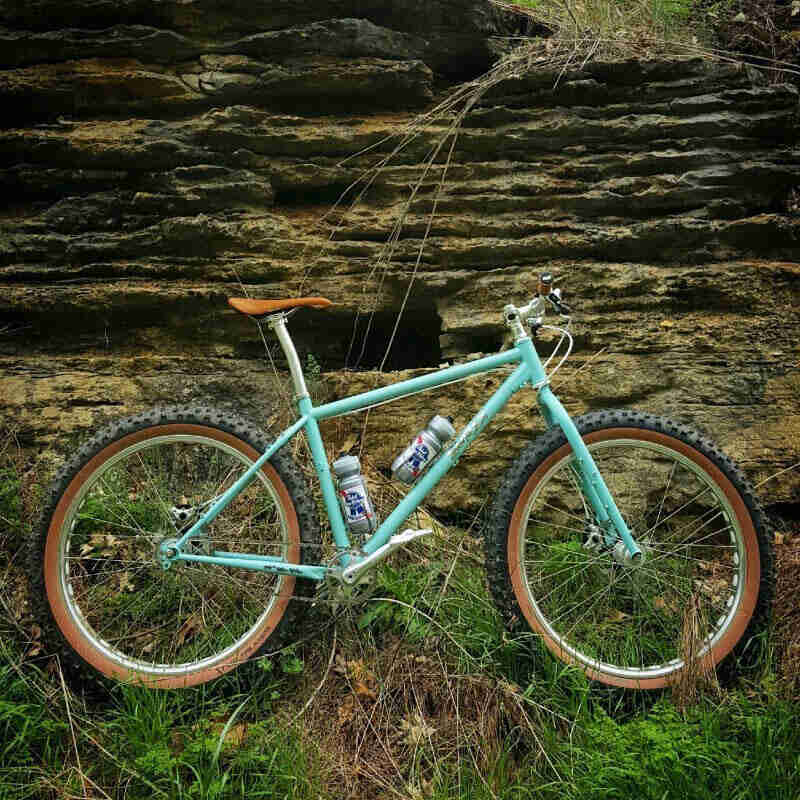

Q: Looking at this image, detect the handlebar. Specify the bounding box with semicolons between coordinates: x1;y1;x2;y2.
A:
503;272;571;340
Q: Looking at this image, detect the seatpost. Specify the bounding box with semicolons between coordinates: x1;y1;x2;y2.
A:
268;314;309;403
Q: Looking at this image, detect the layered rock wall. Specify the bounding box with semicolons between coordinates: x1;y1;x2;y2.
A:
1;0;799;511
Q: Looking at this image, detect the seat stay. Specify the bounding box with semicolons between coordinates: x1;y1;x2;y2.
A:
173;413;309;552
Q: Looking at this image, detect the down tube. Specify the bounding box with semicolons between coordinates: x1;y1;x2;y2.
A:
363;361;532;555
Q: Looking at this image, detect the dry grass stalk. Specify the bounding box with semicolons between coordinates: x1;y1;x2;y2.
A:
672;592;720;709
304;638;553;799
773;515;800;699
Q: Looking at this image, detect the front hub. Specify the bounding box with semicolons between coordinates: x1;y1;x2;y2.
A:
584;523;647;568
611;537;647;567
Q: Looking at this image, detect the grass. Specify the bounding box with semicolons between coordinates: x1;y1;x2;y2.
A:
500;0;697;50
2;424;800;799
2;3;798;795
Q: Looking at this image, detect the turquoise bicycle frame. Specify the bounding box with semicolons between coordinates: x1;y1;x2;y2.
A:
166;318;641;579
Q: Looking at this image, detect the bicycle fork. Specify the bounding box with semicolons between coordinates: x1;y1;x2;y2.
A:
519;338;643;562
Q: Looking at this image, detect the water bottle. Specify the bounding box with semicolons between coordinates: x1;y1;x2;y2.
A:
391;415;456;484
332;455;378;540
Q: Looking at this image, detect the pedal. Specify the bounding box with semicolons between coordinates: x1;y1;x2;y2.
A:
340;528;433;585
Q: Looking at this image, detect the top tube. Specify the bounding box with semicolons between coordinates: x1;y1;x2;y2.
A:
311;347;523;420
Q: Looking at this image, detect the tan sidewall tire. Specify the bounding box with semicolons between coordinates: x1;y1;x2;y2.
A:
506;427;761;690
43;423;301;689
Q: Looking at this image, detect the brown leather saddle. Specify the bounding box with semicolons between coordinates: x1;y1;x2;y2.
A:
228;296;333;317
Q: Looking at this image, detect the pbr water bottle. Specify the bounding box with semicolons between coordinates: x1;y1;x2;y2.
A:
391;415;456;484
332;455;378;541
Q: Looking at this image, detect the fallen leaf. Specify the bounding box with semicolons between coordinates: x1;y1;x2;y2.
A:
176;612;203;648
399;713;436;746
339;434;359;453
354;681;377;701
210;722;247;749
338;694;356;725
118;572;135;592
333;653;348;675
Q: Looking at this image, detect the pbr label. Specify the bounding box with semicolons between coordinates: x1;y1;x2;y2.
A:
342;489;370;521
407;437;431;476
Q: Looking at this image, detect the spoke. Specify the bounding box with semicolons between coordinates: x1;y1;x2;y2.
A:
527;517;588;536
67;565;152;580
631;562;699;589
96;476;150;536
208;461;245;504
540;499;591;525
646;540;737;556
626;571;678;646
565;464;591;519
639;485;713;540
69;562;153;603
620;447;648;521
523;543;594;563
548;565;632;630
135;452;177;532
654;460;678;531
92;574;163;637
181;564;276;610
645;544;737;565
649;522;732;566
181;571;241;654
525;554;611;595
659;506;724;546
105;620;173;646
561;578;615;651
74;514;155;536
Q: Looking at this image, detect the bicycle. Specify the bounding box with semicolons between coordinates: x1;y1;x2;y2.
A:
28;275;773;690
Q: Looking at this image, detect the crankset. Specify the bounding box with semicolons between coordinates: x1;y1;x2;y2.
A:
316;550;376;611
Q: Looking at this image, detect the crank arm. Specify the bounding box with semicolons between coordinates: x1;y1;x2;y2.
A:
338;528;433;585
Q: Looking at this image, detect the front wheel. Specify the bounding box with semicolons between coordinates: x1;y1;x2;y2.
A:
486;410;774;689
28;405;320;689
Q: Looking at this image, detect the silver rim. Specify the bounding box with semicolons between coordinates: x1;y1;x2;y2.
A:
56;433;291;680
517;438;746;682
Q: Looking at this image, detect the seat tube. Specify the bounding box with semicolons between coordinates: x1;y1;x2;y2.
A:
296;398;352;559
269;314;309;402
270;316;351;559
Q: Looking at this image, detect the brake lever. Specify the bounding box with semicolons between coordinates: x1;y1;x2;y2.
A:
547;290;571;317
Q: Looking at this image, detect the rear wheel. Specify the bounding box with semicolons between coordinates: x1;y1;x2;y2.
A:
29;406;320;689
486;410;773;689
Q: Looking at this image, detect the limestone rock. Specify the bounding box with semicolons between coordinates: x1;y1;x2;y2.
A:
1;2;799;513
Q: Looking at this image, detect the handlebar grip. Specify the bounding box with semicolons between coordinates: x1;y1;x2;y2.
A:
554;299;571;315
